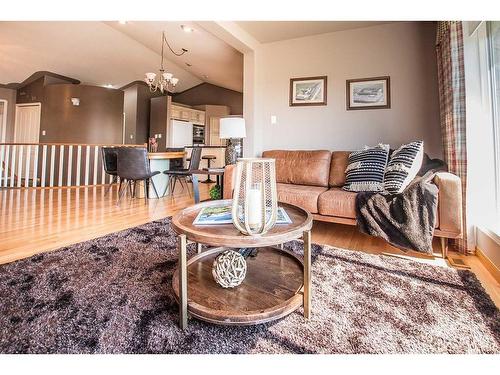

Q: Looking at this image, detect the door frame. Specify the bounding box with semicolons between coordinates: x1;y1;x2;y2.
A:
0;99;7;143
14;102;41;143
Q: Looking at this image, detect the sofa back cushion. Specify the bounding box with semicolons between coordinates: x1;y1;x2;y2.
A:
329;151;351;187
262;150;331;187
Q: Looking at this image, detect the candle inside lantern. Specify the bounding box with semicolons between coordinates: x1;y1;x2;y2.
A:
247;183;263;228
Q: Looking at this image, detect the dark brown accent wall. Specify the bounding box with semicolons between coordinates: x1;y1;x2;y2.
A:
16;77;45;104
2;71;80;89
0;87;16;141
41;84;124;144
150;96;171;152
123;86;138;144
173;83;243;115
16;73;79;104
122;82;164;145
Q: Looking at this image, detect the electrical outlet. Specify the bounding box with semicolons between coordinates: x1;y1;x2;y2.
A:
158;134;162;138
271;115;277;124
41;130;46;136
130;134;134;139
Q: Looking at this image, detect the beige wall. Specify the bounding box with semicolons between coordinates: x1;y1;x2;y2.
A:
0;87;16;142
252;22;442;158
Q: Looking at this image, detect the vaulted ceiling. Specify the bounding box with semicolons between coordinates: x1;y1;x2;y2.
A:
0;21;396;93
0;21;243;92
235;21;393;43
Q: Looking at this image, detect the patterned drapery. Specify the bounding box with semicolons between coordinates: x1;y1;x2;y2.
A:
436;21;470;254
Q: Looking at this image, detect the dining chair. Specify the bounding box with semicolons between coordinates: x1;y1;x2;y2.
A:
163;147;202;197
166;148;185;171
101;147;119;195
116;147;160;204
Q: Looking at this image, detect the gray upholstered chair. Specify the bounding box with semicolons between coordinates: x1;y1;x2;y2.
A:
163;147;202;197
101;147;119;195
116;147;160;204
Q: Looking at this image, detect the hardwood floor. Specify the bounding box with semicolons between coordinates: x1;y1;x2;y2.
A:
1;184;499;308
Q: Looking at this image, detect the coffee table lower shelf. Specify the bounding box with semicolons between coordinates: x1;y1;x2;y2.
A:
172;246;305;326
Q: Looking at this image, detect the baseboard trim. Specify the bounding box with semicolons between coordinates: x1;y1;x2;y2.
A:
476;247;500;283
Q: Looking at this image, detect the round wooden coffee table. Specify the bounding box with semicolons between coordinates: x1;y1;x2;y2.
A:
171;199;313;329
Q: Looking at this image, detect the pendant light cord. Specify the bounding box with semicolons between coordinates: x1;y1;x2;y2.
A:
162;31;188;58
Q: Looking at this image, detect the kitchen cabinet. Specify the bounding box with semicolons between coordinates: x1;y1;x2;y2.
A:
171;103;205;125
193;105;230;146
190;110;205;125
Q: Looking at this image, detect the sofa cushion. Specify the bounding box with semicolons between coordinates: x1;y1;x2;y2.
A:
317;187;439;227
276;183;327;214
263;150;331;187
318;188;357;218
329;151;350;187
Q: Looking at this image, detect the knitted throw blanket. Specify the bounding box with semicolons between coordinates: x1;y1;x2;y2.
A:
355;172;439;254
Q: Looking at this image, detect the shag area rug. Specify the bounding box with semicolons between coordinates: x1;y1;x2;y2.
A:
0;218;499;354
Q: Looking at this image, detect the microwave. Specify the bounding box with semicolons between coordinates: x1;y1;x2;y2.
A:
193;124;205;145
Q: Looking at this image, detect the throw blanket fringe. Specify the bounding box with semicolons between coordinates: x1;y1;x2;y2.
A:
355;172;438;254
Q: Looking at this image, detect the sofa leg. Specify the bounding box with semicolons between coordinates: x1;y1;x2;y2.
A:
440;237;448;259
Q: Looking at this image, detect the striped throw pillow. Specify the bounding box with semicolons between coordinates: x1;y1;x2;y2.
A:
343;144;390;192
384;141;424;194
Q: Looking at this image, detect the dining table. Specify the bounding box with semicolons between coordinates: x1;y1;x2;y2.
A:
135;151;185;199
135;151;225;202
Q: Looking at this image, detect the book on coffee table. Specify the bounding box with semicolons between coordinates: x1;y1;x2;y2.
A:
202;167;225;173
193;204;292;225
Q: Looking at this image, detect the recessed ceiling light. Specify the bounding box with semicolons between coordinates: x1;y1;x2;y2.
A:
181;25;194;33
118;20;127;25
202;75;208;79
185;62;192;67
104;84;114;88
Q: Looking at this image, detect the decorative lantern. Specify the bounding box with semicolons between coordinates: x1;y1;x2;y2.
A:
231;158;278;236
212;250;247;288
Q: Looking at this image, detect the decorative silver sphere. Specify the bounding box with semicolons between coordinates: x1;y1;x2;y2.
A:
212;250;247;288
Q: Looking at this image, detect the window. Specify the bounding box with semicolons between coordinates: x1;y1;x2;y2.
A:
488;21;500;231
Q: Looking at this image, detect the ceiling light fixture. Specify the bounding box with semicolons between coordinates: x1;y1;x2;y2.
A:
104;84;113;88
144;31;187;94
181;25;194;33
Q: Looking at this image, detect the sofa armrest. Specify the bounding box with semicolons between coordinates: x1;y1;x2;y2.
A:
223;164;237;199
433;172;463;237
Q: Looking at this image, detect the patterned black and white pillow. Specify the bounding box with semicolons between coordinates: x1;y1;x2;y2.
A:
384;140;424;194
343;144;390;192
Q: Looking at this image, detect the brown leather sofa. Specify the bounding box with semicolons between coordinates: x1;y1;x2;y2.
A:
223;150;463;257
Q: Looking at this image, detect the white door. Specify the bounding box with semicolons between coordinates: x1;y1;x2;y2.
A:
14;104;41;185
14;104;41;143
0;100;7;143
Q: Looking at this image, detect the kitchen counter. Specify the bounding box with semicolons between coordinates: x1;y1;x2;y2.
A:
136;152;186;199
184;145;226;148
148;151;186;159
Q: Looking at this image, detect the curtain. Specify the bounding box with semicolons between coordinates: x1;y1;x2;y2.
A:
436;21;470;254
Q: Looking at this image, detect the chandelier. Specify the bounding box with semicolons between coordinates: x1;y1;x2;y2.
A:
144;31;187;94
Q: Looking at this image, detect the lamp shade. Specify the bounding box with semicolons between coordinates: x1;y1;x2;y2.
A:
219;117;246;139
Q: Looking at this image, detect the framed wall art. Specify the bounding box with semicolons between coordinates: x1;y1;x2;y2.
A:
289;76;327;106
346;76;391;110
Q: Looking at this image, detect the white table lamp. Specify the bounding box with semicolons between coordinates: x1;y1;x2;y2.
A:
220;117;246;164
